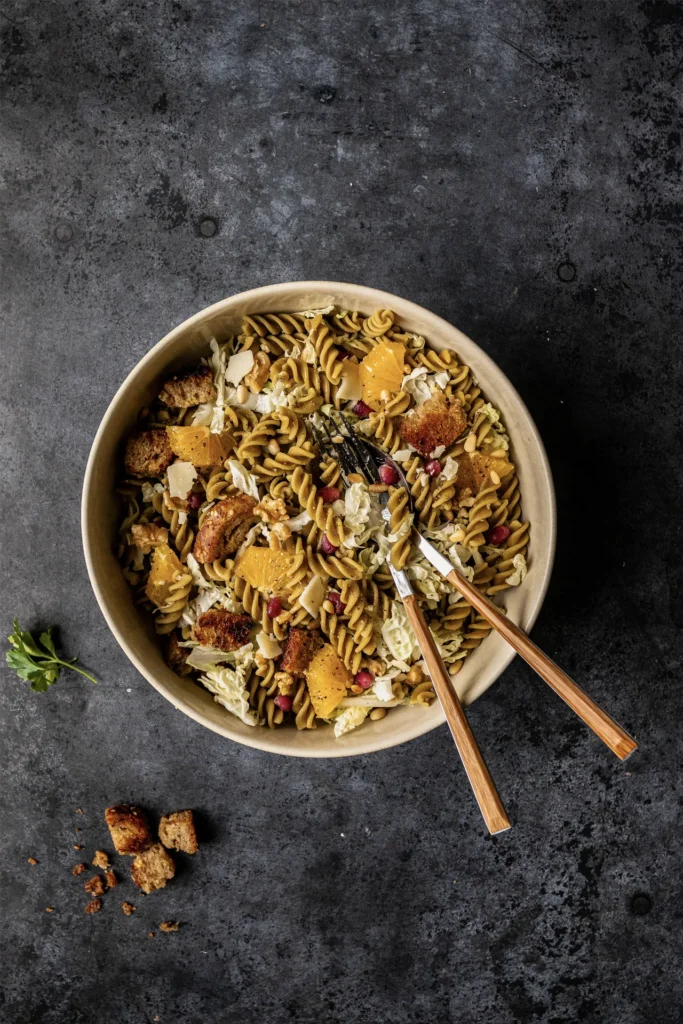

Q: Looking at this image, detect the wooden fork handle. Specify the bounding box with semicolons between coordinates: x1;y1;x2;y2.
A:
402;594;511;835
445;570;637;761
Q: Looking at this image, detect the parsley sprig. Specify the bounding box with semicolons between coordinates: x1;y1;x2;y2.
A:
6;619;98;692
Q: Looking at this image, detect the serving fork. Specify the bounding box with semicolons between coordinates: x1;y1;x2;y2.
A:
338;426;637;763
311;411;511;835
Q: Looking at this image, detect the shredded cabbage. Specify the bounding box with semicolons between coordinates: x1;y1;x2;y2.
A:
199;645;256;726
191;402;215;426
227;460;260;500
506;553;528;587
382;602;418;662
209;339;228;434
333;706;370;737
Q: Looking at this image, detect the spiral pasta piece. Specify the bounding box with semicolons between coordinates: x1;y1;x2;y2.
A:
387;487;412;569
291;468;346;547
307;316;345;384
462;484;497;549
154;571;193;634
363;309;395;337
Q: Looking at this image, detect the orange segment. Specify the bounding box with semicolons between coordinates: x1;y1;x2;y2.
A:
166;426;234;467
358;340;405;411
235;546;294;596
145;544;184;608
305;644;351;717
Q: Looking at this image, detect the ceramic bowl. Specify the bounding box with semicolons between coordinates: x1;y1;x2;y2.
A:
82;282;556;757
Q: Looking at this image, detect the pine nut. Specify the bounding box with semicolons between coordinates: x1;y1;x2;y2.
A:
369;708;387;720
490;470;501;486
348;472;364;484
267;439;281;455
464;433;477;453
236;384;248;404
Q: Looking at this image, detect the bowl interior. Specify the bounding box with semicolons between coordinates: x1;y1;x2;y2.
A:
82;282;555;757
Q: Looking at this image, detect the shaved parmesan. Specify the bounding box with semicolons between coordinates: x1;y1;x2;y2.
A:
225;350;255;386
336;361;362;402
256;632;283;659
298;575;326;618
167;461;197;500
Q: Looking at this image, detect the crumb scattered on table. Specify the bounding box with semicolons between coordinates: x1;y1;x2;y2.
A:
45;907;54;913
148;931;155;938
27;857;38;865
72;863;87;876
84;875;106;896
121;901;136;916
75;808;83;815
92;850;110;869
85;899;102;914
160;921;180;933
105;869;118;889
73;844;84;850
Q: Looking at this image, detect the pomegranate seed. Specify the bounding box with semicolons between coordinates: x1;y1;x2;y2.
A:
378;463;399;486
187;492;203;509
320;534;337;555
328;591;345;614
425;459;442;478
319;485;341;503
354;670;374;690
266;597;282;618
487;525;511;546
352;401;372;418
274;694;292;711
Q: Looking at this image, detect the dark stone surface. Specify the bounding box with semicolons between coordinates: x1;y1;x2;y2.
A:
1;1;681;1021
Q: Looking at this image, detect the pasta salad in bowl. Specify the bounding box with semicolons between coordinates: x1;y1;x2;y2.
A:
82;283;555;757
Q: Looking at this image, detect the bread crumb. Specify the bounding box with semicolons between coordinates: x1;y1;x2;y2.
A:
73;844;84;850
84;875;106;897
160;921;180;933
105;869;118;889
45;907;54;913
159;810;198;855
27;857;38;865
131;843;176;894
121;901;136;916
72;863;87;876
84;899;102;914
148;931;155;938
92;850;110;869
75;808;83;814
75;828;82;833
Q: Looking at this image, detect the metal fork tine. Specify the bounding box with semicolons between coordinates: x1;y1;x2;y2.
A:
320;412;357;482
335;411;381;483
309;417;350;486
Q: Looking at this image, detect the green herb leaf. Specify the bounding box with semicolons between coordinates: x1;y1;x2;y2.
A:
5;620;98;692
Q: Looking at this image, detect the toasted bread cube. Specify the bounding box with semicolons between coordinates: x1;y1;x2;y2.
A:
193;495;259;563
280;628;323;676
160;920;180;932
195;610;253;652
105;869;118;889
84;898;102;914
124;429;174;478
158;365;216;408
130;843;176;894
400;393;467;457
91;850;110;869
105;804;153;856
166;633;193;677
84;875;105;896
159;810;198;855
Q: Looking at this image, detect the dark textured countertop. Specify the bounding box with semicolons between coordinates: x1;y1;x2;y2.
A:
1;2;681;1022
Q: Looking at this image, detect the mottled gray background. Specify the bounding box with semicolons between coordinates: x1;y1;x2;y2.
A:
1;1;681;1022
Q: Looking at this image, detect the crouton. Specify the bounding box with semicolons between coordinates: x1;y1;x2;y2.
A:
84;899;102;914
192;495;259;563
91;850;110;869
84;875;106;896
159;810;198;855
121;901;136;916
124;429;174;478
280;628;323;675
166;633;193;677
158;365;217;408
400;393;467;457
72;863;87;876
160;920;180;932
105;870;118;889
454;451;514;498
105;804;153;856
130;844;176;894
194;610;253;652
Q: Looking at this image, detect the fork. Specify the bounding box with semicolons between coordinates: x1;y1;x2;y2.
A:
362;440;637;762
311;411;511;835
